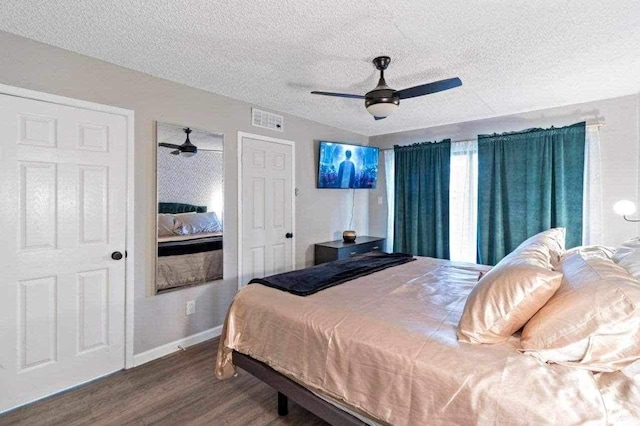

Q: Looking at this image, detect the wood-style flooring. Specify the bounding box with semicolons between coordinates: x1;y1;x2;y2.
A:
0;338;328;426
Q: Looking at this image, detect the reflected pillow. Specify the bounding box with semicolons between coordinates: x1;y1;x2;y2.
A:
158;214;177;237
175;212;222;235
613;237;640;281
521;246;640;372
457;243;562;344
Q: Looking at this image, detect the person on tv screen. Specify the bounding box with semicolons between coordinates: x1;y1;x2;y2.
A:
337;150;356;188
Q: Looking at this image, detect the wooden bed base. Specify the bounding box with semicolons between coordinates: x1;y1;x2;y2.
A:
232;351;366;425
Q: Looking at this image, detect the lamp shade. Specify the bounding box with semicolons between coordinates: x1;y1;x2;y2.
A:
613;200;636;216
366;102;398;118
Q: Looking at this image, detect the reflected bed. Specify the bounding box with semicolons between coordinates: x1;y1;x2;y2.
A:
156;202;223;292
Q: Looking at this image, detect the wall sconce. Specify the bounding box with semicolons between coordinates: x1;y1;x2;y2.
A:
613;200;640;222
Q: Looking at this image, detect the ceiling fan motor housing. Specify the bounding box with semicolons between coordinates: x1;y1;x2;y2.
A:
365;87;400;109
365;76;399;117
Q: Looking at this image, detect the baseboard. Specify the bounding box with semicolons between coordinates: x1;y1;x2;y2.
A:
132;325;223;367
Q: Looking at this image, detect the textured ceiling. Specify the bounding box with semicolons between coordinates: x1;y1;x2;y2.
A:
1;1;639;136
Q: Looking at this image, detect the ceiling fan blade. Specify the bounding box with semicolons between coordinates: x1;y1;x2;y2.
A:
396;77;462;100
159;143;182;149
170;150;180;155
374;116;386;121
311;91;365;99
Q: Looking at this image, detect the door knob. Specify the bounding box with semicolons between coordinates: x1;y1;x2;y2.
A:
285;233;293;239
111;251;123;260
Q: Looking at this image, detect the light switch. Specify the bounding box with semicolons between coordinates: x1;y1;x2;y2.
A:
377;196;383;205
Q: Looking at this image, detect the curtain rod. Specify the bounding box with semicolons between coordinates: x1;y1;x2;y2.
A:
380;122;605;150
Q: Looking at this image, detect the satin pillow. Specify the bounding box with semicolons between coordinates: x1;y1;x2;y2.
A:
521;246;640;372
514;227;566;265
562;244;614;260
457;243;563;344
613;237;640;281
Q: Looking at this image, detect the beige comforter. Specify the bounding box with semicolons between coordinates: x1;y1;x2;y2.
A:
216;257;640;425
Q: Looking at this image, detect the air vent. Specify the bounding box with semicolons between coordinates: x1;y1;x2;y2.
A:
252;108;284;132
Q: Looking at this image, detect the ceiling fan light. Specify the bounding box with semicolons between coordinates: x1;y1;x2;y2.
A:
366;102;398;118
181;151;197;158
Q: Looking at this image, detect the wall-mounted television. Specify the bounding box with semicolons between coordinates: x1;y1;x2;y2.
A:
317;141;379;189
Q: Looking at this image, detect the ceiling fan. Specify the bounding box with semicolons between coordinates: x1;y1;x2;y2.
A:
158;127;198;157
311;56;462;120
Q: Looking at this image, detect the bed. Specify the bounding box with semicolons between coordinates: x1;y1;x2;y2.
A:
156;202;223;292
215;234;640;425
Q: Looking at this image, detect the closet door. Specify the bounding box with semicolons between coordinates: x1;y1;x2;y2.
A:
0;93;128;412
238;133;295;288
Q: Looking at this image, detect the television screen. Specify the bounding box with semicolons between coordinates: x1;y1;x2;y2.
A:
317;141;379;189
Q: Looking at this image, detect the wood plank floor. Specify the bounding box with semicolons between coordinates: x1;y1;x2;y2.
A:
0;338;328;426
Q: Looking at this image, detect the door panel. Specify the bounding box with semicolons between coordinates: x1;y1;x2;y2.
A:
0;94;128;413
240;136;294;287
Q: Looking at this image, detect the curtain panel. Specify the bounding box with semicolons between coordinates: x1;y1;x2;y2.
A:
583;126;603;245
384;149;395;253
449;140;478;263
394;140;451;259
477;122;586;265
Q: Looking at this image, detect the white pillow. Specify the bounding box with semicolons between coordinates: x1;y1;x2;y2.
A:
613;237;640;281
175;212;222;235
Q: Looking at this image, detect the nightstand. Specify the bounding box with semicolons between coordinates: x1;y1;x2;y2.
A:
314;236;386;265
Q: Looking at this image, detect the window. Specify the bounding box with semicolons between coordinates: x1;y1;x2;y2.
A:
449;141;478;263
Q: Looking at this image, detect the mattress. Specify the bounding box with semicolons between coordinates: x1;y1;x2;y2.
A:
157;232;222;257
156;249;223;291
216;257;640;425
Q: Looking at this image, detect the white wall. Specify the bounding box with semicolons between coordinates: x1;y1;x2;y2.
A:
369;94;640;248
0;31;369;354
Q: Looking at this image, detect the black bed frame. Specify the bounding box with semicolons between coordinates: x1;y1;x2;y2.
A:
232;351;366;425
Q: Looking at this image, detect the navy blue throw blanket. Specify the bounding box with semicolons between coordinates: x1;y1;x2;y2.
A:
249;251;415;296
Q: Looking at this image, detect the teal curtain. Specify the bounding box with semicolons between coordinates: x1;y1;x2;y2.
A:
394;140;451;258
477;122;585;265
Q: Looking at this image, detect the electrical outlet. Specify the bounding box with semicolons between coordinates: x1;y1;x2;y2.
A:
186;300;196;316
377;196;383;205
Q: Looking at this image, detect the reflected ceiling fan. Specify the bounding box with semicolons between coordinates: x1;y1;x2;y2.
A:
311;56;462;120
158;127;198;157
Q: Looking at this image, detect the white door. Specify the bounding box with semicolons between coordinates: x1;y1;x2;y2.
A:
0;94;128;412
239;134;294;287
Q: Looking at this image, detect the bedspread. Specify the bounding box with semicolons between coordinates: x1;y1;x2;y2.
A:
216;257;639;425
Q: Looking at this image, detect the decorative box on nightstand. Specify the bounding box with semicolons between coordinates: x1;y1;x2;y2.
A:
314;236;386;265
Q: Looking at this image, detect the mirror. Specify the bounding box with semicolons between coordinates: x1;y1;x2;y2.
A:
155;122;224;293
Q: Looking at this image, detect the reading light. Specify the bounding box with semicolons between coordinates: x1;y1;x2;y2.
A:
613;200;639;222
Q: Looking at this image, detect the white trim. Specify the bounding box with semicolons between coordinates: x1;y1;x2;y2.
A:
0;84;134;116
133;325;223;367
0;83;136;370
237;131;296;290
124;111;136;369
